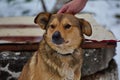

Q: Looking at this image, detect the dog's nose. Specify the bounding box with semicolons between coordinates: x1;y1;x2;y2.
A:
52;31;64;45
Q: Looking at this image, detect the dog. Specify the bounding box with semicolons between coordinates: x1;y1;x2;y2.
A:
18;12;92;80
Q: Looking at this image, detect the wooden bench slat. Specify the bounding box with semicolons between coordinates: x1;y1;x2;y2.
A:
0;24;39;28
0;36;42;43
0;41;116;51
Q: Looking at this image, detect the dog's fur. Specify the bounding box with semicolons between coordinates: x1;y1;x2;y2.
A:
18;12;92;80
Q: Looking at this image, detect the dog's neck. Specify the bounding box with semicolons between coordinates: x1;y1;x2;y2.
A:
38;40;82;79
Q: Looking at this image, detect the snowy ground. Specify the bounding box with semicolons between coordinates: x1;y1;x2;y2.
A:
0;0;120;79
84;1;120;79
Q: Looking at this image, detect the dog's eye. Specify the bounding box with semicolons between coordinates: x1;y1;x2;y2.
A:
64;24;71;29
49;25;55;29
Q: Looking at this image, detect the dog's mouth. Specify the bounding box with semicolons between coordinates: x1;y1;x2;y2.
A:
54;40;74;55
65;40;69;44
52;39;69;45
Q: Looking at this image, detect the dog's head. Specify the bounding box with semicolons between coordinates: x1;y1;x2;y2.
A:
34;12;92;54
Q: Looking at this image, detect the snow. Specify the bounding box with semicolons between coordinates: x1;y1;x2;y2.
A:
84;1;120;79
0;0;120;79
1;64;21;78
0;0;56;17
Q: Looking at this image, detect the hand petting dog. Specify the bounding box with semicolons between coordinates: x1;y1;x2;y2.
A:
57;0;88;15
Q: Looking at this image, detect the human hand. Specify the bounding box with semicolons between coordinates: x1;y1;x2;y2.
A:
57;0;88;15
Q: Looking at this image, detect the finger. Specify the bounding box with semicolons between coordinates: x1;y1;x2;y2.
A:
57;9;65;14
57;6;68;14
66;9;75;15
57;8;66;14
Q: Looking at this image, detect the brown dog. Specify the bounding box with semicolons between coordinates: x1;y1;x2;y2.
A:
18;12;92;80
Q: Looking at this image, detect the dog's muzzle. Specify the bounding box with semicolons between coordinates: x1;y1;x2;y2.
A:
52;31;64;45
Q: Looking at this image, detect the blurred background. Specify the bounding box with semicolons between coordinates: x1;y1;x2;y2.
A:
0;0;120;79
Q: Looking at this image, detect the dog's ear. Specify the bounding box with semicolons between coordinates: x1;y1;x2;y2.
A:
79;19;92;36
34;12;51;30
